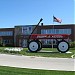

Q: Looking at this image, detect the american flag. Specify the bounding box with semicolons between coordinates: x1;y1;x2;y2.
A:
53;16;62;23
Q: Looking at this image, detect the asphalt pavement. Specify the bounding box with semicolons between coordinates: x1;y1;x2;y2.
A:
0;54;75;71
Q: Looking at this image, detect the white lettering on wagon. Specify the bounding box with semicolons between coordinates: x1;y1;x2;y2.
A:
51;35;63;38
37;35;47;38
36;35;63;38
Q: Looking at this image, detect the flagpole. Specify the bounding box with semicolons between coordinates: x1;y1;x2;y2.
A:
52;16;54;49
52;16;62;49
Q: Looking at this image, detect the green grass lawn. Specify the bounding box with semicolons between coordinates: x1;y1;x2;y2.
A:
0;66;74;75
0;47;75;58
22;48;75;58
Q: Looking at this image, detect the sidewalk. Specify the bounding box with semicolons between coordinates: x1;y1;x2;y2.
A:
0;54;75;71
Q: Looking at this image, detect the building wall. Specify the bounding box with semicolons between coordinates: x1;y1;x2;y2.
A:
14;25;37;47
0;28;14;46
14;24;75;47
0;24;75;47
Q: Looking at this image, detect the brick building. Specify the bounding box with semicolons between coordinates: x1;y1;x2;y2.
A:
0;24;75;47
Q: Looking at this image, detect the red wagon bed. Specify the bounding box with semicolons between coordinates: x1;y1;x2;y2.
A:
30;34;70;39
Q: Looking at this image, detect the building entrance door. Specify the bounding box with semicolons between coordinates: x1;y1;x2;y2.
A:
22;39;27;47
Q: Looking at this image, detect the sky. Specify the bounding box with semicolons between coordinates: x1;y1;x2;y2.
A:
0;0;74;28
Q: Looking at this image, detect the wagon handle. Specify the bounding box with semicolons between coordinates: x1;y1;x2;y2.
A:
31;18;43;35
28;18;43;39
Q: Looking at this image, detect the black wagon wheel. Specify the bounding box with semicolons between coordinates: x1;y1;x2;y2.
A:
28;40;40;52
57;40;69;53
37;40;42;51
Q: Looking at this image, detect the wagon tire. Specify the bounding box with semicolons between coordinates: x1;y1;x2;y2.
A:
57;40;69;53
28;40;40;52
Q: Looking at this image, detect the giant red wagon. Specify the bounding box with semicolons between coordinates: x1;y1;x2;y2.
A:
27;18;70;53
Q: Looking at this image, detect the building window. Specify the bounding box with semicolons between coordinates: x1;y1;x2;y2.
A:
22;26;35;35
3;40;9;44
41;29;71;34
2;39;13;44
0;31;13;36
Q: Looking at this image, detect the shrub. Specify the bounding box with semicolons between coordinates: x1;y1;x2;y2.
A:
5;44;13;47
0;41;3;47
0;44;3;47
70;41;75;48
